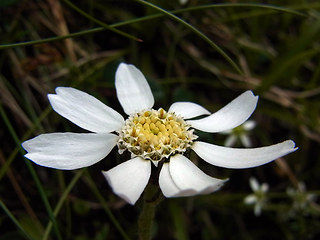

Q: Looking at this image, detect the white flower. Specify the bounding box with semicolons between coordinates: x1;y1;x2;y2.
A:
221;120;256;147
179;0;188;5
244;177;269;216
287;182;316;213
22;63;298;205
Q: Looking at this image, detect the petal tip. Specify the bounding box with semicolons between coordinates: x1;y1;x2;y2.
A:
245;90;259;103
115;63;154;115
246;90;258;97
117;62;133;73
21;141;27;151
117;62;126;70
54;86;69;94
285;140;298;152
101;158;151;205
47;93;57;104
55;86;62;92
102;170;137;205
102;170;138;205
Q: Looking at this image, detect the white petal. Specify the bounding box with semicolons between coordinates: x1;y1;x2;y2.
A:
48;87;124;133
261;183;269;193
244;195;257;204
22;133;118;170
102;157;151;205
254;204;262;216
115;63;154;115
243;120;256;131
249;177;260;192
192;140;298;169
224;135;237;147
220;129;232;135
168;102;210;119
159;154;227;198
240;135;252;148
151;160;159;167
158;162;180;197
187;91;258;133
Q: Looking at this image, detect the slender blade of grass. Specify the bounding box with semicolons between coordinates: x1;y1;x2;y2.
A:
134;0;242;74
0;3;305;50
62;0;141;42
0;102;62;240
257;17;320;92
0;200;35;240
42;169;84;240
0;105;51;181
83;170;131;240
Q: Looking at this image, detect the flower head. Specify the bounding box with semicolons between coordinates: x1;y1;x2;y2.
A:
117;108;197;163
22;63;298;205
287;182;316;214
221;120;256;147
244;177;269;216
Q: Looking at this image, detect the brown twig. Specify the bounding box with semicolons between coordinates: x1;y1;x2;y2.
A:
48;0;76;62
0;151;41;224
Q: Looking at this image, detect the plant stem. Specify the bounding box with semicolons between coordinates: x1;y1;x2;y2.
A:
138;180;164;240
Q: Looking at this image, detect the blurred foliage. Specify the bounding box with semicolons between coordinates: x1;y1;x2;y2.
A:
1;0;320;239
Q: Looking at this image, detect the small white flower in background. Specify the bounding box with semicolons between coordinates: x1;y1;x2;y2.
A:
244;177;269;216
221;120;256;147
22;63;298;205
287;182;316;213
179;0;188;5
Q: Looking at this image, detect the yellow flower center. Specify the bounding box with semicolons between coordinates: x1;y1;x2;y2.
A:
117;108;197;161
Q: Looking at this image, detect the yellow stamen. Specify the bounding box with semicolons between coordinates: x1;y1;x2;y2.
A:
117;108;197;161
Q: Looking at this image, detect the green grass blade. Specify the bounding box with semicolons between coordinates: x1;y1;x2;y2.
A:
42;169;85;240
0;3;305;50
0;105;51;182
169;201;190;240
62;0;141;42
0;200;36;240
0;102;62;240
177;3;306;17
83;170;131;240
134;0;242;74
257;17;320;92
0;27;104;49
257;48;320;92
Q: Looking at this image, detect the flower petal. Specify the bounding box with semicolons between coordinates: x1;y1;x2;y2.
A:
48;87;124;133
192;140;298;169
243;120;256;130
187;91;258;133
261;183;269;192
158;162;180;197
22;133;118;170
224;135;237;147
115;63;154;115
102;157;151;205
254;204;262;216
240;135;252;148
244;195;257;204
159;154;227;198
168;102;210;119
249;177;260;192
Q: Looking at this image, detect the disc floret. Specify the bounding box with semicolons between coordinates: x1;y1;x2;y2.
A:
118;108;197;161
